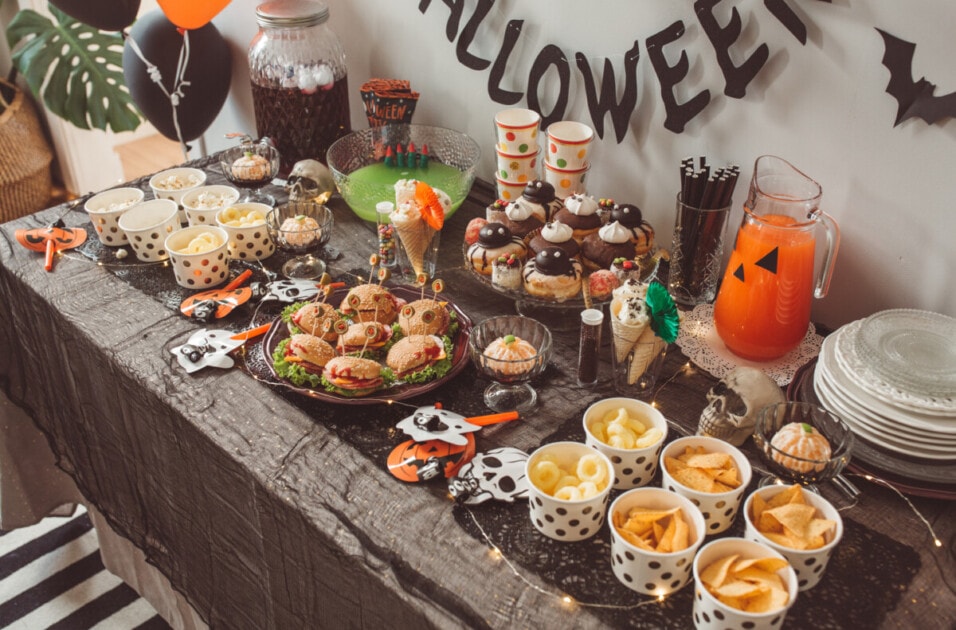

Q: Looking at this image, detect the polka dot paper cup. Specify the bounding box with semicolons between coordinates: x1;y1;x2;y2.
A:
546;120;594;170
526;441;614;542
609;487;706;596
692;537;799;630
495;147;540;184
494;108;541;155
743;485;843;591
182;185;240;226
216;202;275;261
149;167;206;224
660;436;752;535
583;397;668;490
165;225;230;289
117;198;181;262
544;161;590;199
495;177;527;202
84;187;144;246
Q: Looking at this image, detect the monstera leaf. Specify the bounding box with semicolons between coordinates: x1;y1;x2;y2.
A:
6;5;141;132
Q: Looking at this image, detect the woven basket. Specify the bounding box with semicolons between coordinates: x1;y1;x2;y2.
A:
0;78;53;223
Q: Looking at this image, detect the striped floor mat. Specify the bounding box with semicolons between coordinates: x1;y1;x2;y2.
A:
0;506;170;630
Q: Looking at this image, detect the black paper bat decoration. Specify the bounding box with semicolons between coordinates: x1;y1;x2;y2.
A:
877;28;956;126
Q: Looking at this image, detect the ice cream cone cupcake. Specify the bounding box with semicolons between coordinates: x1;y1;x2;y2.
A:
390;180;450;276
628;326;667;384
610;297;649;363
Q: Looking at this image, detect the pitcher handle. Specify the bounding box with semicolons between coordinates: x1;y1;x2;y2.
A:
814;210;840;299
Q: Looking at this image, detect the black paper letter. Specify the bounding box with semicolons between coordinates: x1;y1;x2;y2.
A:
488;19;525;105
647;21;711;134
695;0;769;98
527;45;571;128
575;41;640;143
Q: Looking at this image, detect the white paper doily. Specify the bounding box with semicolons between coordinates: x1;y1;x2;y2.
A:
675;304;823;386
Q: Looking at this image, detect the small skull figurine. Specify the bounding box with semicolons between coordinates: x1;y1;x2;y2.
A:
697;367;785;446
286;159;335;202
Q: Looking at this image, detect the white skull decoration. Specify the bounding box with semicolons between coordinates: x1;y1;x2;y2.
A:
286;159;336;202
697;367;785;446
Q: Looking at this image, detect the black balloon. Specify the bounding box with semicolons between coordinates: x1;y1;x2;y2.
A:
50;0;141;31
123;10;231;143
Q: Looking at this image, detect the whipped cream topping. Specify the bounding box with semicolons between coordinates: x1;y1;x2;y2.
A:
506;198;536;222
612;278;647;302
541;221;573;243
599;220;632;244
616;297;649;327
394;179;418;205
564;193;599;217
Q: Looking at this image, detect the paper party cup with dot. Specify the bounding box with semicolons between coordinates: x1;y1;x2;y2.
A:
544;161;590;199
546;120;594;170
165;226;230;289
692;537;799;630
117;198;181;262
494;108;541;156
182;185;240;226
495;147;540;184
609;487;706;597
525;441;614;542
660;436;752;535
84;187;144;246
743;484;843;591
216;202;275;261
583;397;668;489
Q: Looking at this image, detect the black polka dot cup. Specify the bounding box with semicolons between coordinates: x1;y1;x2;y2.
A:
84;187;144;246
609;487;705;596
165;225;230;289
742;485;843;591
692;537;798;630
117;199;181;262
660;436;752;535
583;397;668;490
216;202;275;261
525;441;613;542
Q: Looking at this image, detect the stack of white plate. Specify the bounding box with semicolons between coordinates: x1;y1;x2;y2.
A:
813;309;956;463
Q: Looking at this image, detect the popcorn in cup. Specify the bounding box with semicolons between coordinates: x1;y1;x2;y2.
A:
149;167;206;223
182;185;241;226
495;177;527;202
495;147;540;184
546;120;594;169
544;161;590;199
583;397;668;489
609;487;706;596
165;225;230;289
117;199;181;262
526;441;614;542
494;108;541;155
84;187;144;246
660;436;752;535
743;484;843;591
215;202;275;261
692;537;799;630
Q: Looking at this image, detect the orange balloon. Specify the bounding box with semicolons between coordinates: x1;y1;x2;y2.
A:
157;0;231;30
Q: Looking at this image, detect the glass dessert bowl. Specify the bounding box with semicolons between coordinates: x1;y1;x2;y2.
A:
469;315;552;412
220;137;281;205
753;401;855;488
266;201;334;280
326;123;480;222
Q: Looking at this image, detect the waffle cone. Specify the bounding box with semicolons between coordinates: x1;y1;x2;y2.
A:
628;326;666;384
610;299;648;363
395;220;434;276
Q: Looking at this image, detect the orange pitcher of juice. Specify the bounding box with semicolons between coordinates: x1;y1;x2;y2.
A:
714;156;839;360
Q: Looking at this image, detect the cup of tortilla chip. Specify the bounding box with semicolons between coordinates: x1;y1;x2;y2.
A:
743;484;843;591
660;436;752;535
609;487;706;596
692;537;799;630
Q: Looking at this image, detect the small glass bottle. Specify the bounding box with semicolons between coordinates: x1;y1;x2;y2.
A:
376;201;398;268
248;0;351;175
577;308;604;387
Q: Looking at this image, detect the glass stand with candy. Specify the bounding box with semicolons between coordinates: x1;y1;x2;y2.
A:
220;135;281;206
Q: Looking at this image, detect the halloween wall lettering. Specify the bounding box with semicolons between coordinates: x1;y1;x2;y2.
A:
417;0;952;137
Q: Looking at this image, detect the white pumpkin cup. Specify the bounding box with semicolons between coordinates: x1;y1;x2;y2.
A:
608;488;706;596
743;485;844;591
692;537;799;630
583;397;668;490
525;441;614;542
660;436;752;535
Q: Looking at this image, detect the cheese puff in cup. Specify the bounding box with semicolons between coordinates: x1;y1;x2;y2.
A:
609;487;706;596
584;397;668;489
660;436;752;535
526;441;613;542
